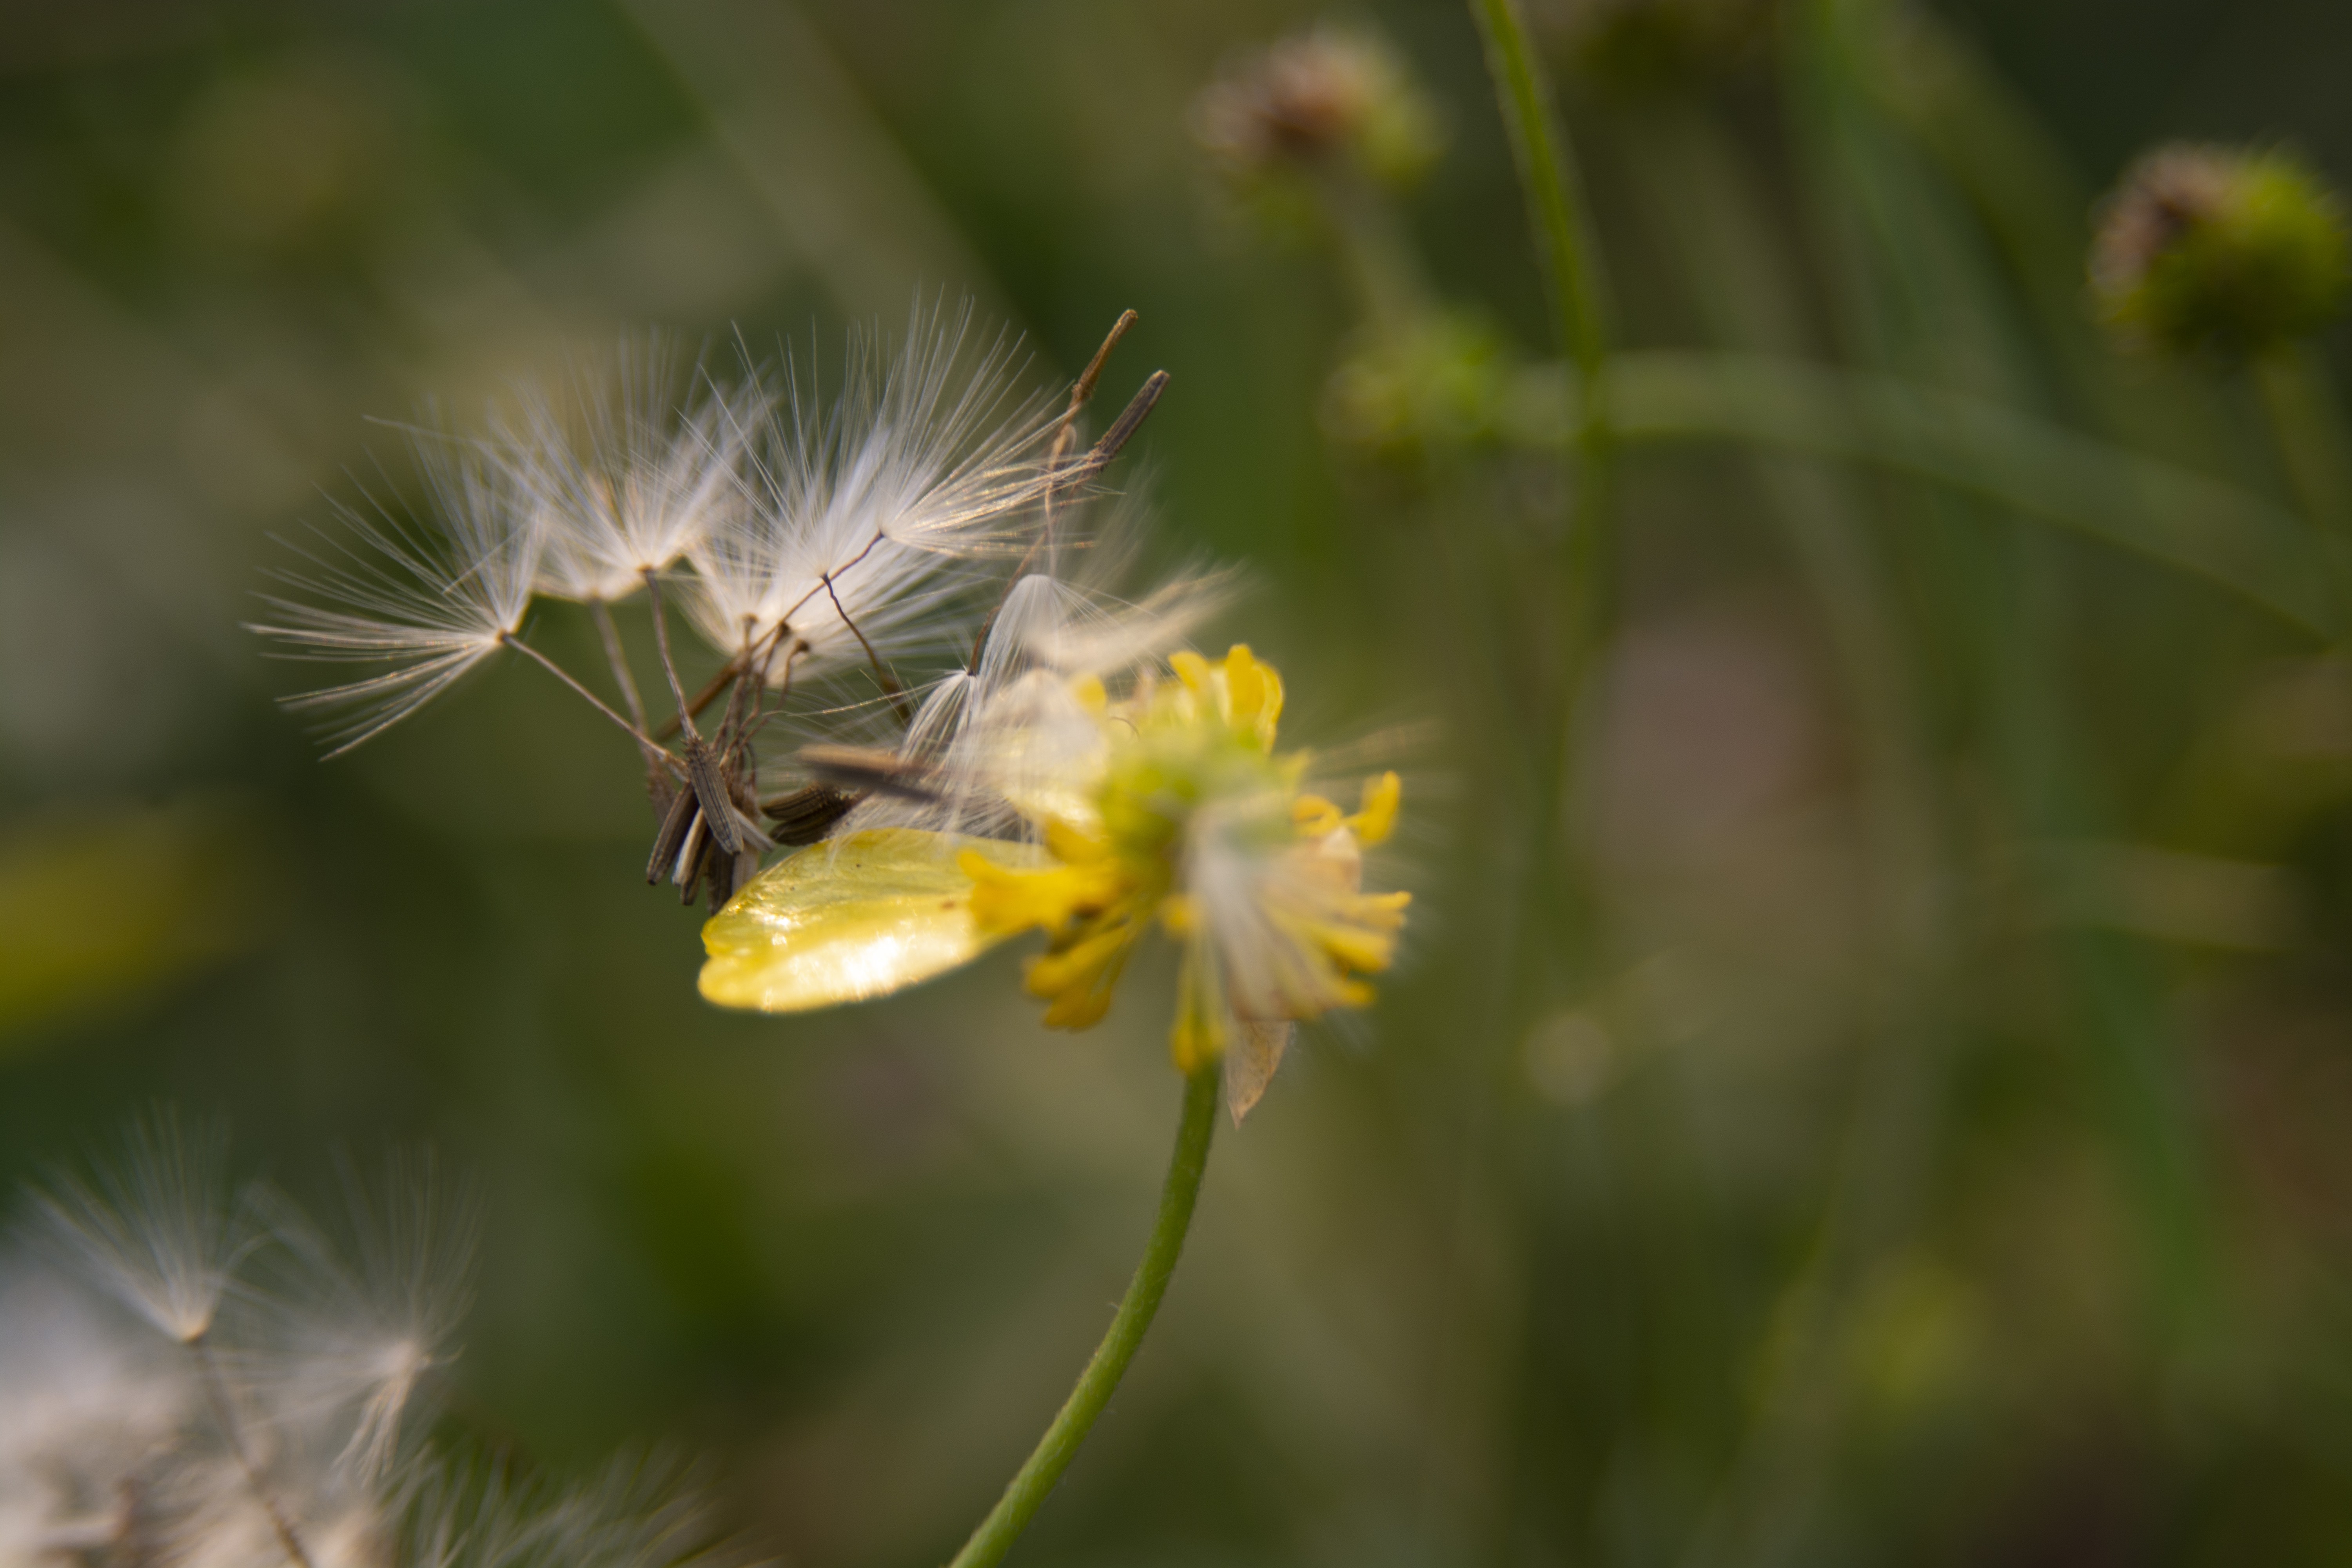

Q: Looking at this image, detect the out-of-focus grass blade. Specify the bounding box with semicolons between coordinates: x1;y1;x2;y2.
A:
1520;352;2332;636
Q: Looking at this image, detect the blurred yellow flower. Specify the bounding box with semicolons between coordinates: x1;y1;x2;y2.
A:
700;642;1408;1118
960;645;1408;1090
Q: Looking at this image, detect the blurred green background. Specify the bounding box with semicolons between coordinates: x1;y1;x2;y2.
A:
7;0;2352;1563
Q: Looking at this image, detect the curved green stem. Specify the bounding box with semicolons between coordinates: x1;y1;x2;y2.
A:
1469;0;1610;392
2253;347;2352;627
946;1065;1220;1568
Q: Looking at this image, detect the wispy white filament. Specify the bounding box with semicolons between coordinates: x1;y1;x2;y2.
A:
6;1120;740;1568
506;339;759;606
30;1108;249;1345
252;441;543;757
683;299;1059;684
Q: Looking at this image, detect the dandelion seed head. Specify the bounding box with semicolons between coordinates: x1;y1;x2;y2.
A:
8;1120;739;1568
405;1451;748;1568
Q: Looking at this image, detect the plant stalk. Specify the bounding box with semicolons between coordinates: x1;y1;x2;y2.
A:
1468;0;1618;985
2253;345;2352;635
946;1064;1220;1568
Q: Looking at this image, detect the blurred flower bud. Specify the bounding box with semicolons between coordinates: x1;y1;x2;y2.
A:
1541;0;1777;94
1322;313;1510;462
2091;143;2351;361
1192;25;1444;200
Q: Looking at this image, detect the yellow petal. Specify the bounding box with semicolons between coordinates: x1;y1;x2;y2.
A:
1222;645;1283;748
1348;772;1402;846
699;829;1048;1013
1292;794;1343;837
963;851;1120;936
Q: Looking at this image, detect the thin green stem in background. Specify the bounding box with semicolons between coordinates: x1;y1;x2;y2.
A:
1468;0;1617;962
946;1065;1220;1568
2253;346;2352;630
1469;0;1610;389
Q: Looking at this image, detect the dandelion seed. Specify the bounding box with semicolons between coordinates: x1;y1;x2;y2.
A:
249;299;1168;936
404;1451;745;1568
30;1108;255;1345
9;1120;745;1568
252;439;544;757
239;1155;479;1488
505;340;758;608
679;299;1059;688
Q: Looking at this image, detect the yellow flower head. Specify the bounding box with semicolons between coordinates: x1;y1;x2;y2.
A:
958;645;1408;1085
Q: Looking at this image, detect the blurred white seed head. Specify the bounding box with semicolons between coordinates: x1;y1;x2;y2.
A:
0;1265;194;1563
8;1118;747;1568
29;1107;252;1345
237;1152;481;1489
405;1452;746;1568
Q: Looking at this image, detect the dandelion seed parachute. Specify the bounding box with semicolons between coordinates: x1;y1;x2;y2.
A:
505;338;760;606
239;1157;479;1488
0;1265;192;1559
7;1122;740;1568
251;440;543;757
29;1107;248;1346
680;300;1061;687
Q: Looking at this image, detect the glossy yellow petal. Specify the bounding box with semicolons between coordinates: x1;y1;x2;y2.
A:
699;829;1049;1013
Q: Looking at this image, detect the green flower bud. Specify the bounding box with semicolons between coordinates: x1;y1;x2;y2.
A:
1192;25;1445;200
1321;314;1510;462
2091;143;2351;361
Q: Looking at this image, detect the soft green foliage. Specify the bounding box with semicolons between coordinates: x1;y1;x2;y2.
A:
10;1;2352;1565
1546;0;1779;92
